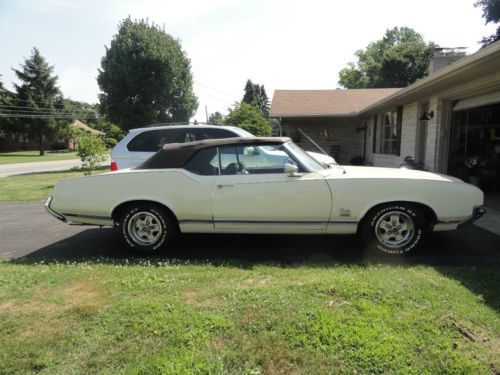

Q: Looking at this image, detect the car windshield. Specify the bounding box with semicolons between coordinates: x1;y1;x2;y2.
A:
284;142;326;172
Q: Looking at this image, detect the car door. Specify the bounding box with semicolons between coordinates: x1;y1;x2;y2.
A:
212;144;332;232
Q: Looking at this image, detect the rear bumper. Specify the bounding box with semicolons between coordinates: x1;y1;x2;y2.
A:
44;196;67;222
457;205;486;228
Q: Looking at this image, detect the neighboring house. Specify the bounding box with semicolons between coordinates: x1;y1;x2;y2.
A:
270;41;500;192
65;119;105;150
0;119;104;151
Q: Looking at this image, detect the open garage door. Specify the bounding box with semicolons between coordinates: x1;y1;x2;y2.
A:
448;102;500;192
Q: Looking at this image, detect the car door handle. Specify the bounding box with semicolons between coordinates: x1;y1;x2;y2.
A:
217;184;234;189
288;173;303;177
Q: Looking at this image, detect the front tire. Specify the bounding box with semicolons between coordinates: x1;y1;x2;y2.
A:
119;203;177;254
360;203;427;255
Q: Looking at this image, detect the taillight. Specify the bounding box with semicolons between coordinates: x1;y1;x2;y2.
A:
110;161;118;171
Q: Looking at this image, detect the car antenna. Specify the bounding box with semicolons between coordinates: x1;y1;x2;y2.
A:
297;128;345;173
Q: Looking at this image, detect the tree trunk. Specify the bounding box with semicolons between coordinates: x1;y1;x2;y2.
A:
39;133;45;156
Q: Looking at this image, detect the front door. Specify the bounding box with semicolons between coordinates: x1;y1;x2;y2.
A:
212;144;332;232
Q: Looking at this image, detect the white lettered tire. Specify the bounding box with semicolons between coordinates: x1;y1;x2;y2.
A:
360;203;427;255
119;203;177;254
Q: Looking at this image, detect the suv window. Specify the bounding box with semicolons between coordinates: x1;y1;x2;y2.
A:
127;128;236;152
193;128;236;140
183;147;219;175
127;129;193;152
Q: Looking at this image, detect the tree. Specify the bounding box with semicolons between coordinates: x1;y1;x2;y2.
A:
208;111;224;124
242;79;270;118
63;99;99;126
0;76;15;136
475;0;500;46
224;102;272;136
93;117;126;141
98;17;198;131
13;48;63;155
338;27;437;88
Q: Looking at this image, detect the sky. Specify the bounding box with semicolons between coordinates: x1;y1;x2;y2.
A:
0;0;497;122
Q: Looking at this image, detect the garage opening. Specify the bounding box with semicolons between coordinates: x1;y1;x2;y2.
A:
448;101;500;201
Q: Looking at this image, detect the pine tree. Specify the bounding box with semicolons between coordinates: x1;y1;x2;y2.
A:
0;76;13;135
13;48;63;155
242;79;270;118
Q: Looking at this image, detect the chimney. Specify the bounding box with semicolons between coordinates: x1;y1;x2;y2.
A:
428;47;467;75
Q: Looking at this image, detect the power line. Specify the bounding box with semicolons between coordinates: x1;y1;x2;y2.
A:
0;110;95;117
0;90;97;107
0;105;96;115
0;113;98;119
194;80;239;98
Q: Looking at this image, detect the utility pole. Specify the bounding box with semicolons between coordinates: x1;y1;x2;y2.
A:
205;105;209;123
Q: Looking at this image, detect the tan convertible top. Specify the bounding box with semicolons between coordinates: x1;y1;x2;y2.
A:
136;137;291;169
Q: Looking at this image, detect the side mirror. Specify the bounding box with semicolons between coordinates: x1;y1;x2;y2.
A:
284;163;299;174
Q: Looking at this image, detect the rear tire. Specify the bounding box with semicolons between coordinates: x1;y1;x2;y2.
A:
119;203;177;254
360;203;427;255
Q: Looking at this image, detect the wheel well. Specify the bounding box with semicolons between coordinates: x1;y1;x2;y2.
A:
111;200;178;225
360;201;438;226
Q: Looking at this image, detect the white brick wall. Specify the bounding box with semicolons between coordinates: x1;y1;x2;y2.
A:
281;118;365;164
365;102;420;168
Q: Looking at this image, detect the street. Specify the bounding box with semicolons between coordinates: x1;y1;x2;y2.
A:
0;159;83;178
1;201;499;266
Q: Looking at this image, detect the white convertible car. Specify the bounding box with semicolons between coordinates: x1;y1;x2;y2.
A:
45;137;485;255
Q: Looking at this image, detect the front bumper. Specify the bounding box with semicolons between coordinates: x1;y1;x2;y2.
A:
457;205;486;228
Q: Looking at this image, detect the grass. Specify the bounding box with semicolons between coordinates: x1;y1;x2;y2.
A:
0;150;79;165
0;167;108;202
0;259;498;374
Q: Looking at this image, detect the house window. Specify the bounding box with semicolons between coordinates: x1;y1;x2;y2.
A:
377;106;402;155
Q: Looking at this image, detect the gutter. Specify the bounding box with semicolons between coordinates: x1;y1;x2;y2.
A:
270;41;500;119
357;41;500;115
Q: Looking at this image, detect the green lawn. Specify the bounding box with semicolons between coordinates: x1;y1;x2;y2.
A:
0;168;107;202
0;150;79;165
0;259;498;374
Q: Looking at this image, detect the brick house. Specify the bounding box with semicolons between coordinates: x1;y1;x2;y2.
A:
270;41;500;192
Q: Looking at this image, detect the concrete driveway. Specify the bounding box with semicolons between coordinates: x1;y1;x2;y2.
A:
1;201;499;266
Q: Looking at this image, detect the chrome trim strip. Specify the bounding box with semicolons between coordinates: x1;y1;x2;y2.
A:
62;213;112;221
179;219;358;225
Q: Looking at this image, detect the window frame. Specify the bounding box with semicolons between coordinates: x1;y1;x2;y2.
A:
375;106;402;156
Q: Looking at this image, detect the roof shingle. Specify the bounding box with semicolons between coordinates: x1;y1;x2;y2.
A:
269;88;401;117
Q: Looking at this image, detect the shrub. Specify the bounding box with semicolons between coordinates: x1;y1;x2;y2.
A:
104;137;118;147
75;131;108;175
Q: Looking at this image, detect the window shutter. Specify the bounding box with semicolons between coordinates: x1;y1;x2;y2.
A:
372;115;378;153
396;106;403;156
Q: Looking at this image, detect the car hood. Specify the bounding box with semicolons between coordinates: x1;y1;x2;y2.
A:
319;165;464;183
306;151;336;165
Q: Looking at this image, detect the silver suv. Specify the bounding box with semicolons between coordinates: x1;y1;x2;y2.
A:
111;124;253;170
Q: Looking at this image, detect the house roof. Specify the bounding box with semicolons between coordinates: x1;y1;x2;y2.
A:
269;88;401;118
69;119;105;136
358;41;500;115
270;41;500;118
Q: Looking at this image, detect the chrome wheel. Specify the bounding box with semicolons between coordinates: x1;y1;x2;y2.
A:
375;211;415;249
127;211;163;246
